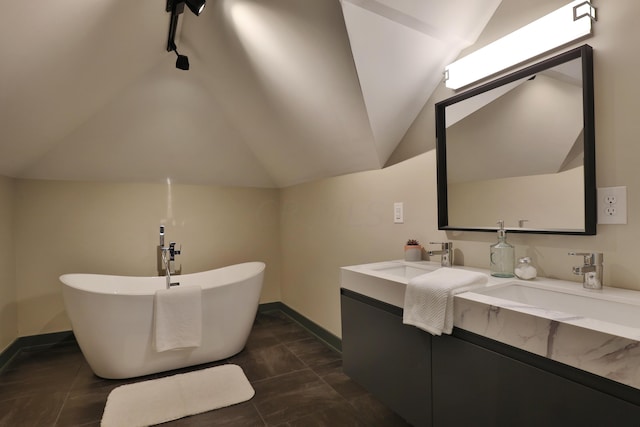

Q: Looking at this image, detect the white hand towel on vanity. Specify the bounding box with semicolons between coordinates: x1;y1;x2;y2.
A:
403;268;488;336
154;285;202;352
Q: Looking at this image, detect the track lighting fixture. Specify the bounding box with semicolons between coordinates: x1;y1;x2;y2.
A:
165;0;206;70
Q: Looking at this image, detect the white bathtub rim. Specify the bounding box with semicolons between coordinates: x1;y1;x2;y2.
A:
59;261;266;296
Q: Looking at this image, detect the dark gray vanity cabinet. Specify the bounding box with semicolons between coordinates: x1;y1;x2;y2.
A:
341;288;640;427
340;289;432;427
432;333;640;427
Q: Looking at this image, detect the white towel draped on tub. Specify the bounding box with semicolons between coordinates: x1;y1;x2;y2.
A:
403;268;488;336
154;286;202;352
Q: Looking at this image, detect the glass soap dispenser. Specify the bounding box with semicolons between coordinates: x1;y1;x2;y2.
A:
490;220;515;277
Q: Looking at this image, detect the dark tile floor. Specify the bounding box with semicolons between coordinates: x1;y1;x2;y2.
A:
0;311;411;426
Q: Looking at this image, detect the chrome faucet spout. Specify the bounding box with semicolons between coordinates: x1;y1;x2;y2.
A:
572;265;595;275
428;242;454;267
569;252;603;289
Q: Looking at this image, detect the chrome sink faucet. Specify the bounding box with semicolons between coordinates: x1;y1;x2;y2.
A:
428;242;454;267
158;225;181;287
569;252;603;289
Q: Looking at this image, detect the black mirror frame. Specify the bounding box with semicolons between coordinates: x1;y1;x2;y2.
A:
435;44;596;235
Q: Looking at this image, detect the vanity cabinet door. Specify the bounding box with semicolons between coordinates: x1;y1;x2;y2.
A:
432;334;640;427
341;291;432;427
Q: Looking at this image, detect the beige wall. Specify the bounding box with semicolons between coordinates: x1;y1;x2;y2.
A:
280;0;640;337
13;180;281;336
280;153;443;335
0;176;16;352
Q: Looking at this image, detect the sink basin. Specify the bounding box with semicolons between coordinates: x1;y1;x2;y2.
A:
340;260;441;307
469;282;640;329
368;263;439;280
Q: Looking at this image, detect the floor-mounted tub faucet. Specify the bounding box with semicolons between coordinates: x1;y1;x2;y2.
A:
158;225;182;287
428;242;454;267
569;251;603;289
161;248;180;289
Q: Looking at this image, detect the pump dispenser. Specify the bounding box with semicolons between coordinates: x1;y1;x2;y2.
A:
490;220;515;277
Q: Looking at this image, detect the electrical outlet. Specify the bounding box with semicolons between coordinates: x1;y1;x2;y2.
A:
394;202;404;224
597;186;627;224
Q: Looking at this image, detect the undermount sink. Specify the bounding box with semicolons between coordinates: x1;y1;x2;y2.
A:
340;260;441;307
468;281;640;329
367;263;440;280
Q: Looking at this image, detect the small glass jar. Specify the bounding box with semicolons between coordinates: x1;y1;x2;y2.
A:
515;257;537;280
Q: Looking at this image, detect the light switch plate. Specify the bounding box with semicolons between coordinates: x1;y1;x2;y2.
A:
394;202;404;224
597;186;627;224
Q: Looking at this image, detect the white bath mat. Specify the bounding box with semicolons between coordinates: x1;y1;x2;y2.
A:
101;364;254;427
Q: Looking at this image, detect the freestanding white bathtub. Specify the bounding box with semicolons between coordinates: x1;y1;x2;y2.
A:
60;262;265;379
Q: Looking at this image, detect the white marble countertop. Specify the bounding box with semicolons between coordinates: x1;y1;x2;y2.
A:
340;260;640;390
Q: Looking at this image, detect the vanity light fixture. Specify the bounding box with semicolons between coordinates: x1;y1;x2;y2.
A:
166;0;206;70
444;0;596;90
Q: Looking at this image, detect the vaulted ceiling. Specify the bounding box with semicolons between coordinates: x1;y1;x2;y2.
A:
0;0;501;188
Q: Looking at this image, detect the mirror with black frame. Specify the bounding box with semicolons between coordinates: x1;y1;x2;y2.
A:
435;44;596;235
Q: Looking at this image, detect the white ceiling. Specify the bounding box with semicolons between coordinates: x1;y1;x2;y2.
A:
0;0;500;188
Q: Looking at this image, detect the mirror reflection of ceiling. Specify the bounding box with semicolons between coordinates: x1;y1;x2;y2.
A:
446;58;583;183
0;0;501;188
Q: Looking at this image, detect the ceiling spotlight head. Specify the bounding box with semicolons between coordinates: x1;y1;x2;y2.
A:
176;55;189;71
175;53;190;71
185;0;206;16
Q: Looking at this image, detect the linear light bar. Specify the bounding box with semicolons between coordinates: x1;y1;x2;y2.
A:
444;0;596;90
